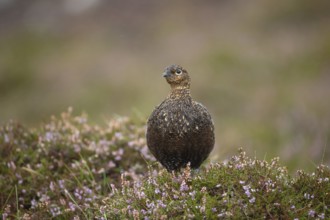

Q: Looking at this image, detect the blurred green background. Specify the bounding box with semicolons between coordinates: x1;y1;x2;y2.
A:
1;0;329;172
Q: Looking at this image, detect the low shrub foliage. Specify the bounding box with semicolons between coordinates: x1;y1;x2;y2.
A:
0;109;329;219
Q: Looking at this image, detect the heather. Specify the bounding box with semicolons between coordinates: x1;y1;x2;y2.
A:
1;110;329;219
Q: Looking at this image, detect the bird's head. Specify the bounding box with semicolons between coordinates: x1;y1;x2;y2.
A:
162;64;191;89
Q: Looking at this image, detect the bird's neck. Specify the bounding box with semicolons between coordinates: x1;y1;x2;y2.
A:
169;86;191;99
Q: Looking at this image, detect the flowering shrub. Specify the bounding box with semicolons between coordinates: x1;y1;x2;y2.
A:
0;109;329;219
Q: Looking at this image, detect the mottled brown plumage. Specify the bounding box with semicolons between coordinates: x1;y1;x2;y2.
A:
146;64;215;171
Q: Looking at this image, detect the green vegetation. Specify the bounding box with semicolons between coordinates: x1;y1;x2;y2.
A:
1;110;329;219
1;2;330;172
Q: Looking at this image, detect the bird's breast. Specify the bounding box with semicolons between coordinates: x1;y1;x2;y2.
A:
152;103;203;138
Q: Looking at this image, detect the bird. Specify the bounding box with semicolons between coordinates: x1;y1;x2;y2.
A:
146;64;215;171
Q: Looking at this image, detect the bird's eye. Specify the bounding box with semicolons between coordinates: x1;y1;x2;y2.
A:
175;69;182;75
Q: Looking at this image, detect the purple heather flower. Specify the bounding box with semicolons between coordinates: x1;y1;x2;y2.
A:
146;202;155;209
127;141;135;147
235;164;244;169
40;194;50;203
108;160;116;168
157;200;167;208
249;197;256;203
242;185;250;191
73;144;81;153
85;198;92;202
245;189;251;198
74;189;83;200
49;181;55;191
45;132;54;141
50;206;61;217
180;180;189;192
162;192;167;197
242;185;253;198
308;210;315;217
84;186;93;195
113;148;124;161
114;132;123;140
200;205;206;213
137;191;146;199
57;180;64;189
31;199;38;209
4;134;10;143
189;191;196;199
68;202;76;211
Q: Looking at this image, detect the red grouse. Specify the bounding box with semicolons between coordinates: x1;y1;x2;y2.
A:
146;64;215;171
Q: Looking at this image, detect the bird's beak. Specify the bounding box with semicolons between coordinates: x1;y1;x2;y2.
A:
162;70;171;78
